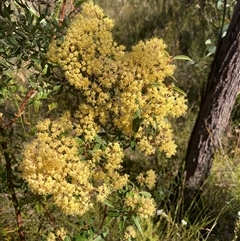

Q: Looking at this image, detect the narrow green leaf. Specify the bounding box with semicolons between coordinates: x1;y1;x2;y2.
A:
88;227;95;239
150;82;160;87
0;15;7;22
14;0;27;8
133;216;143;237
171;85;186;96
31;58;42;64
118;218;125;230
78;147;84;155
104;200;114;208
93;143;101;151
75;0;89;7
8;36;19;46
3;5;14;21
107;210;120;217
139;191;152;198
0;59;9;68
172;55;193;61
14;29;27;39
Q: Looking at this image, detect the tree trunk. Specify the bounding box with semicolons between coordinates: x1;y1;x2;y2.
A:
184;0;240;189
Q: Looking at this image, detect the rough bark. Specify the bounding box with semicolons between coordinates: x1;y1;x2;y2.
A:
184;0;240;189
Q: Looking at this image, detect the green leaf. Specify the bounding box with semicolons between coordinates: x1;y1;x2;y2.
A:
133;216;143;237
47;102;58;113
170;85;186;96
73;235;86;241
94;235;105;241
14;29;26;39
31;58;42;64
75;0;89;8
3;5;14;21
78;147;84;155
172;55;193;61
93;143;101;151
126;191;134;198
8;36;19;46
132;117;143;133
130;139;136;150
95;134;107;145
94;230;108;241
76;137;84;144
35;202;43;213
150;82;160;87
133;109;141;119
64;236;71;241
139;191;152;198
118;216;127;231
0;59;9;68
14;0;27;9
104;200;114;208
87;227;95;239
107;210;120;217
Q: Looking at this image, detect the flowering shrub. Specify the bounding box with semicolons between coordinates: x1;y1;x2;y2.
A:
47;2;187;157
20;1;187;238
21;112;129;216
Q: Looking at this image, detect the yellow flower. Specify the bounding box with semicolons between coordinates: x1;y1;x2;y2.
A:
136;169;157;190
47;232;56;241
124;226;136;240
125;192;156;218
56;227;67;240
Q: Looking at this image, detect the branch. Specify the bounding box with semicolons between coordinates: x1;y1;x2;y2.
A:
6;88;36;128
0;127;26;241
0;88;36;240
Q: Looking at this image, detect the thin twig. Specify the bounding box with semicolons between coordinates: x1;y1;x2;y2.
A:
0;88;36;240
99;204;108;230
6;88;35;128
0;127;26;241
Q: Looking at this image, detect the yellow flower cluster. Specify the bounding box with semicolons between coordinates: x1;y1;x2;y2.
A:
136;169;157;190
21;2;187;217
47;227;66;241
47;2;187;157
124;226;136;240
47;233;56;241
125;192;156;219
20;112;128;216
